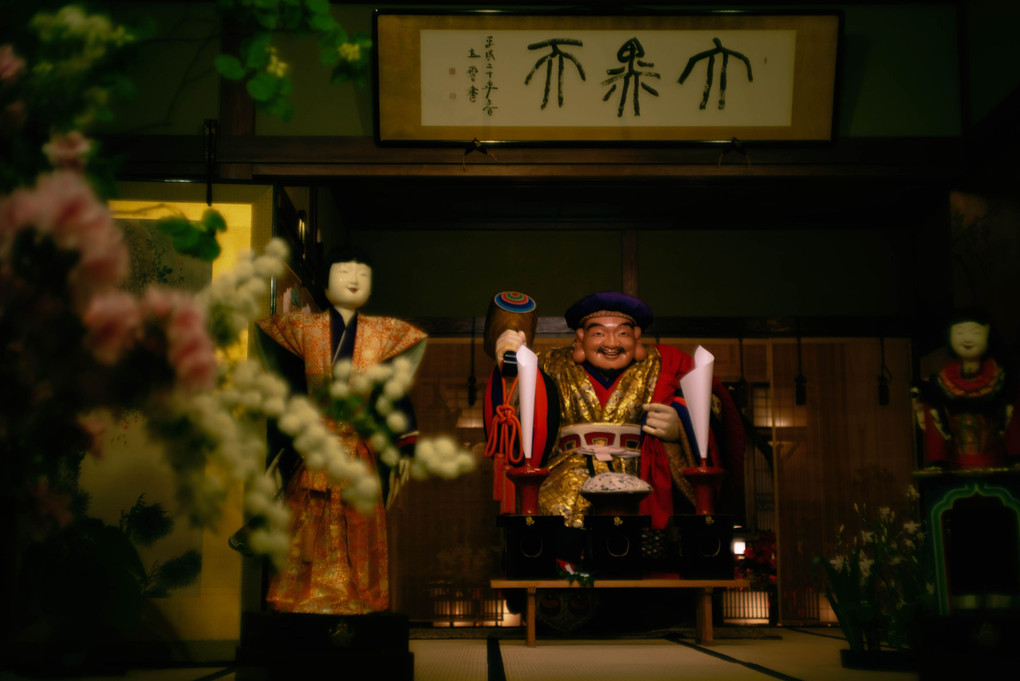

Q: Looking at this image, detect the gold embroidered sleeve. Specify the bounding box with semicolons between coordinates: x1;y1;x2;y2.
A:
257;312;307;358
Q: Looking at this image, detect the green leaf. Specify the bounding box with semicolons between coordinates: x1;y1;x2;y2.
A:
317;25;340;48
319;45;340;67
279;5;303;29
174;229;201;251
305;0;331;14
122;496;174;546
255;10;278;30
264;96;293;122
201;209;228;234
246;71;280;102
195;238;222;262
155;216;192;236
153;550;202;591
215;54;247;80
308;12;335;32
243;33;273;69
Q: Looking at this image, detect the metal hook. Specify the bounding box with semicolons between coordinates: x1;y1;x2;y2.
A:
462;138;497;169
717;137;752;167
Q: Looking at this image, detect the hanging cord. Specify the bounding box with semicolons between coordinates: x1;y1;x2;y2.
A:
795;323;807;405
484;375;523;465
877;337;893;405
203;118;217;206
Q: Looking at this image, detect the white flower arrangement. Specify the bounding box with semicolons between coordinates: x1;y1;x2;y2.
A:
324;356;477;486
815;486;934;654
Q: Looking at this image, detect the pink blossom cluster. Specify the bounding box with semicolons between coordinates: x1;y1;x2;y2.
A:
160;288;218;392
43;131;92;171
0;44;26;134
84;286;218;393
0;170;129;307
0;44;25;83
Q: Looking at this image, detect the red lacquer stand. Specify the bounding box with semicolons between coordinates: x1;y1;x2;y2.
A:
681;464;726;515
506;464;550;515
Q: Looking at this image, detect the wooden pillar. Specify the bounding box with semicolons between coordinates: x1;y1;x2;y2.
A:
696;587;715;645
526;586;537;647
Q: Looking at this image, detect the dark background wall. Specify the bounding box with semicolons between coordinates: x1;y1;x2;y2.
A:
99;1;1020;335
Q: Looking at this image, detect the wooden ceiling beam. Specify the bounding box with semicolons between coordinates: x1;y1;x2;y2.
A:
103;134;965;183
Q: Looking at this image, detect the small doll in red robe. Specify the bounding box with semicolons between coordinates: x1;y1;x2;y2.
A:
914;310;1020;469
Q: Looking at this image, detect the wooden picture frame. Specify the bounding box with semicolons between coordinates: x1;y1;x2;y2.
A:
374;10;841;145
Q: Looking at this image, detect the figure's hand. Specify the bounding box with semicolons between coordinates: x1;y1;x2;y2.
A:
495;329;527;367
641;403;681;442
398;455;411;484
386;457;413;509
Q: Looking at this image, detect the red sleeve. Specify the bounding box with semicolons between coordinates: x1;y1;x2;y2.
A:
923;406;949;466
653;344;694;405
256;313;305;358
532;371;559;466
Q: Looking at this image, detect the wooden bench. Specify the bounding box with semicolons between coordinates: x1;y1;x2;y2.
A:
490;578;749;647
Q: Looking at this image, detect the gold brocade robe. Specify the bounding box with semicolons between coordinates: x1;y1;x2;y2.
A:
537;345;697;523
257;311;426;614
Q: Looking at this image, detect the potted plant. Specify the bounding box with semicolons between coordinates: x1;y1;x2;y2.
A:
814;486;933;670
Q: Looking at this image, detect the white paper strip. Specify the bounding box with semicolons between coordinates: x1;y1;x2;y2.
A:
516;345;538;460
578;445;624;462
679;345;715;462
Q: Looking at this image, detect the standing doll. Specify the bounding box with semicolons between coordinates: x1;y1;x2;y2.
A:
257;246;426;614
915;311;1020;469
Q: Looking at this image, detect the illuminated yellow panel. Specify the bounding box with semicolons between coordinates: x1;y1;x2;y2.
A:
108;200;253;277
109;199;254;362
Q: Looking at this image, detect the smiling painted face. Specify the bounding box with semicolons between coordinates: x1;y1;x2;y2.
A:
577;315;642;371
326;260;372;311
949;320;990;362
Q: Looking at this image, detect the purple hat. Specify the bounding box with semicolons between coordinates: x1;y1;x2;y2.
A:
564;292;653;330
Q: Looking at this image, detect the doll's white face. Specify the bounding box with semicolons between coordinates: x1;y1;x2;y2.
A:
326;260;372;310
949;321;989;361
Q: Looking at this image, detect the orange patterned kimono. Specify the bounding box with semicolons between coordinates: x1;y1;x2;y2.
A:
257;310;426;614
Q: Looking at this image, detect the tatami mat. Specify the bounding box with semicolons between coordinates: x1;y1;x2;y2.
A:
499;638;766;681
412;628;921;681
1;628;926;681
408;639;489;681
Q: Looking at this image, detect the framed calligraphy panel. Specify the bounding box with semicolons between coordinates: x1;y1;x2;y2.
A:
374;10;841;145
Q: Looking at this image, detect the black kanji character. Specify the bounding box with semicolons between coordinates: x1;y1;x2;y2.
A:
677;37;753;110
524;38;586;109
